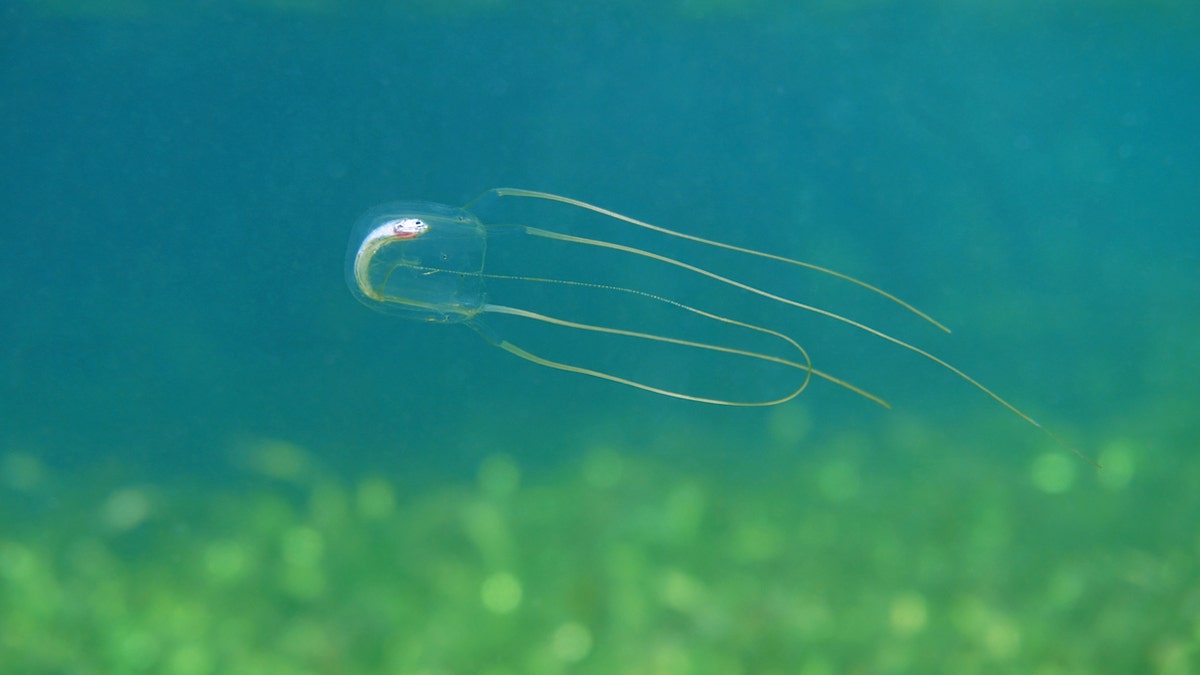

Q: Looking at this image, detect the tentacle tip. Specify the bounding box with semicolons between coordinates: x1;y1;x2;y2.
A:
1067;446;1101;469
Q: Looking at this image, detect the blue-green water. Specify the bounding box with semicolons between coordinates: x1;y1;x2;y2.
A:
2;1;1198;672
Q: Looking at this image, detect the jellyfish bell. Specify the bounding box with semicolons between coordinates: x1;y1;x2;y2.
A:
346;188;1097;465
348;201;486;323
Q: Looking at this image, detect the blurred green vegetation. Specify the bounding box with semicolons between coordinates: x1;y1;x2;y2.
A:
2;417;1196;674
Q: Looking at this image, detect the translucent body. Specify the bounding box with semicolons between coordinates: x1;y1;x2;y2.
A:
347;201;486;323
346;188;1095;464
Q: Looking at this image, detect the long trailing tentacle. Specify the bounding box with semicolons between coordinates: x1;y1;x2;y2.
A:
469;187;951;333
476;306;812;407
476;273;887;408
468;188;1098;466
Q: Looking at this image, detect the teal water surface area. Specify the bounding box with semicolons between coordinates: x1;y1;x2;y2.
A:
2;1;1198;672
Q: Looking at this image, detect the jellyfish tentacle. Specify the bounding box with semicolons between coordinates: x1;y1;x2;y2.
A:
526;230;1062;426
473;300;819;407
475;271;887;407
478;187;951;334
513;203;1097;467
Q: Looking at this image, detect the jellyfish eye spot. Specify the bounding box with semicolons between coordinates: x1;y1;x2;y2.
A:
391;218;428;238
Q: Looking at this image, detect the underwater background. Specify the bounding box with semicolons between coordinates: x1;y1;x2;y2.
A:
2;0;1198;672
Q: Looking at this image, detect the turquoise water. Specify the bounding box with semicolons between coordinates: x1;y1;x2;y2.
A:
2;1;1198;672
